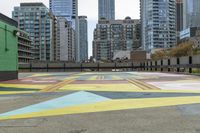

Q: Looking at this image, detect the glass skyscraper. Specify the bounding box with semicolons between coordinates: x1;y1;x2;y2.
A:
78;16;88;62
140;0;176;53
49;0;77;28
98;0;115;20
183;0;200;29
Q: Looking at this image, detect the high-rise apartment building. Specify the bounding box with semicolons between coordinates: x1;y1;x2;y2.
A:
183;0;200;29
93;17;140;61
78;16;88;62
140;0;177;53
50;0;79;62
12;3;56;61
98;0;115;20
57;17;75;61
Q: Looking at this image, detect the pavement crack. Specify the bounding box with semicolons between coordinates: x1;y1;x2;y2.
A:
68;129;87;133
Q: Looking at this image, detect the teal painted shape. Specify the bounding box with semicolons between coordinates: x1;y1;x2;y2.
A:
0;91;110;117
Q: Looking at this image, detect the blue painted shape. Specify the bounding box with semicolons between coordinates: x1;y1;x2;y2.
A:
0;91;110;117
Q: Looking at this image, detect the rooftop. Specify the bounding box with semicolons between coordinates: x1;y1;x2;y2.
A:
0;13;17;27
20;3;45;7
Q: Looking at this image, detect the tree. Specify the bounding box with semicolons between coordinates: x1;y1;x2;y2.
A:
151;50;168;60
169;42;193;57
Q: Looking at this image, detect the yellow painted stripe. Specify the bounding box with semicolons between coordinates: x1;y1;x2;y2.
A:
0;91;35;95
41;79;74;92
127;79;160;90
2;96;200;120
59;84;142;92
0;84;47;89
29;74;50;77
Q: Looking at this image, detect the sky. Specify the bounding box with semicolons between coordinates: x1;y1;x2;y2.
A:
0;0;140;56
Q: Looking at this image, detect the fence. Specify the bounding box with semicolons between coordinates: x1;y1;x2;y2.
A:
19;55;200;73
140;55;200;73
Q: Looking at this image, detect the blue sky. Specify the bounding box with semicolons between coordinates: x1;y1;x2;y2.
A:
1;0;140;56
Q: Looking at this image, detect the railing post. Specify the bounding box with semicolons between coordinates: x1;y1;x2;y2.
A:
132;62;134;71
98;63;100;72
177;58;180;73
64;63;66;72
161;60;163;72
47;63;49;72
168;59;171;72
115;62;117;72
30;63;32;72
81;63;83;72
189;56;192;73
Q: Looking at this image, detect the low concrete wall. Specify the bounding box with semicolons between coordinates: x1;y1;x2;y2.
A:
0;71;18;81
99;63;115;68
180;56;189;65
193;55;200;64
18;55;200;73
82;63;98;68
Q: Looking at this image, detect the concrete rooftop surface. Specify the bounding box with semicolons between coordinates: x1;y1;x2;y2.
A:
0;72;200;133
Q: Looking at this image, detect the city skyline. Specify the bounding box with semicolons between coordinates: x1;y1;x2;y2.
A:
0;0;140;57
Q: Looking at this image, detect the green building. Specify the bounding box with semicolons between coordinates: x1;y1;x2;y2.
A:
0;13;18;81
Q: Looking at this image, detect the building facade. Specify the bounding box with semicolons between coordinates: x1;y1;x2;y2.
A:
49;0;78;29
50;0;79;62
57;17;75;61
12;3;56;61
98;0;115;20
179;27;200;48
18;30;33;64
93;17;140;61
176;0;184;42
140;0;177;53
0;13;18;81
176;0;183;32
78;16;88;62
183;0;200;29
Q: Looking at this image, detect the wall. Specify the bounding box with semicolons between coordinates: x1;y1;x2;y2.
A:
0;20;18;81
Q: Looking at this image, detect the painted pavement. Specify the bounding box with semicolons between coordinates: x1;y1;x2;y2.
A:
0;72;200;121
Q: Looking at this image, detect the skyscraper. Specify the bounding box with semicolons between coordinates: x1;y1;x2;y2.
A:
176;0;183;32
140;0;176;53
49;0;78;29
50;0;79;62
13;3;56;61
98;0;115;20
57;17;75;61
78;16;88;62
183;0;200;29
176;0;183;42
